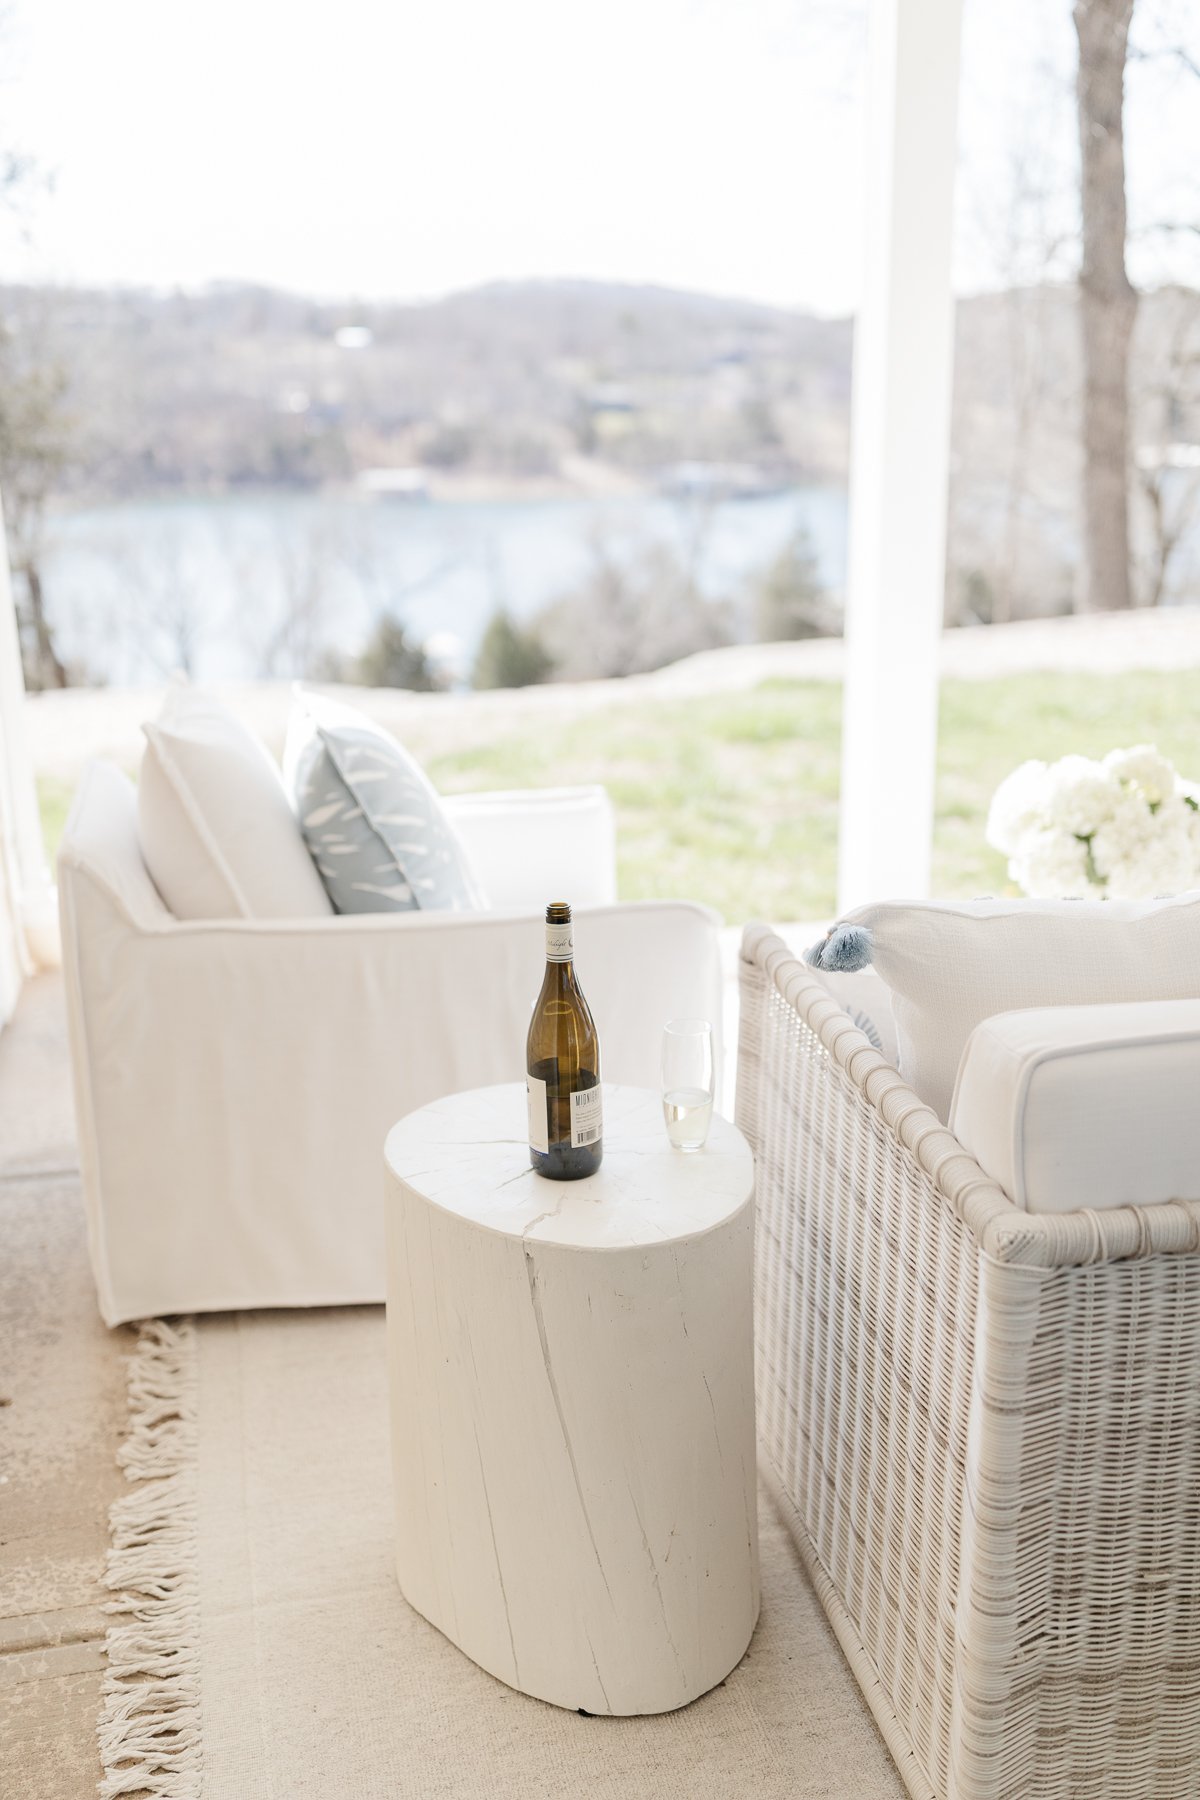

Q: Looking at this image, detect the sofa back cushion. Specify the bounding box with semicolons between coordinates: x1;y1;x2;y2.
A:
834;893;1200;1120
951;1000;1200;1212
442;787;616;911
285;690;485;914
139;686;332;920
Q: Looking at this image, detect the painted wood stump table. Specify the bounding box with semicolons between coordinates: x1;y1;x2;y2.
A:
383;1082;758;1716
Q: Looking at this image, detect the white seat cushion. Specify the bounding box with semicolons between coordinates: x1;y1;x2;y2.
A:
831;894;1200;1120
139;685;332;920
950;1000;1200;1213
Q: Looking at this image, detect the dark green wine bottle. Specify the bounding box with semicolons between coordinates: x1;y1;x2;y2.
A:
526;902;603;1180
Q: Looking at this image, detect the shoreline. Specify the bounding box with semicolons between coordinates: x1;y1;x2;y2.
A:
46;467;848;517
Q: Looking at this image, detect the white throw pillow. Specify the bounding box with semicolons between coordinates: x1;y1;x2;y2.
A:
138;686;332;919
951;1000;1200;1213
813;893;1200;1121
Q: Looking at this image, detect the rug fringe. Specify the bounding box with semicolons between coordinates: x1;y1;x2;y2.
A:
99;1317;203;1800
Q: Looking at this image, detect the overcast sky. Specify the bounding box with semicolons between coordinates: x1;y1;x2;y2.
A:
0;0;1195;313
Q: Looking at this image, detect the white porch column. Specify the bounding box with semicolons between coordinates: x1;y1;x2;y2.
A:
0;508;52;1023
837;0;963;912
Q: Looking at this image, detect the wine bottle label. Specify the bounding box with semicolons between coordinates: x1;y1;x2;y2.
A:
570;1084;603;1148
545;922;573;962
527;1072;549;1154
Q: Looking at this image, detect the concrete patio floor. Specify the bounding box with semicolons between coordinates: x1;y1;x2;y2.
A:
0;974;132;1798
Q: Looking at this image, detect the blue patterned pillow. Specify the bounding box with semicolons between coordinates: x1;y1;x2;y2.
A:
285;693;485;914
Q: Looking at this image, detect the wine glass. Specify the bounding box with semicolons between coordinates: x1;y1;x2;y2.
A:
662;1019;715;1152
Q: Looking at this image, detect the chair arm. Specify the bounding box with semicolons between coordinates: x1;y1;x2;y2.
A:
738;922;1011;1248
441;786;617;910
738;923;1200;1272
57;759;172;931
144;897;720;1089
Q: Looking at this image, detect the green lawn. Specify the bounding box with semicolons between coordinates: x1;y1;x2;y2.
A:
39;669;1200;925
36;776;76;869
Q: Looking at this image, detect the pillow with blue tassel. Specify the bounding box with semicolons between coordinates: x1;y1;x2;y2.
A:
805;894;1200;1122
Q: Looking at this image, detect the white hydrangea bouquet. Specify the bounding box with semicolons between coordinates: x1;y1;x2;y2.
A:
987;746;1200;900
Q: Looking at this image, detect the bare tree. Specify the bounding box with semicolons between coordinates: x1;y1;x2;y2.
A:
1134;291;1200;605
1073;0;1138;611
0;9;75;685
334;507;463;645
1138;449;1200;605
536;521;732;682
246;518;342;679
752;525;836;640
957;128;1076;626
108;527;209;678
995;122;1079;624
0;309;73;686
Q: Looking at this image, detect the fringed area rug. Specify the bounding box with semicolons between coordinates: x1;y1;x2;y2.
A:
99;1310;905;1800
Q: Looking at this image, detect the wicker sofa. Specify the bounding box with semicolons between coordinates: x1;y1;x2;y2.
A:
738;924;1200;1800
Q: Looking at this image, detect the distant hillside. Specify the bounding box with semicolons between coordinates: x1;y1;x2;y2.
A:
1;275;1197;616
0;277;853;500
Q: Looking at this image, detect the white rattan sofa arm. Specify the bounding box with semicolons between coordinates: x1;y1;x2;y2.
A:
742;924;1200;1274
740;923;1013;1249
983;1195;1200;1268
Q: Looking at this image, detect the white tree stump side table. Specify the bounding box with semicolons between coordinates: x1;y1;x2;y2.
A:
383;1082;758;1717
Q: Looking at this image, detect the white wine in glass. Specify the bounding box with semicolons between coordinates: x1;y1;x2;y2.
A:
661;1019;714;1152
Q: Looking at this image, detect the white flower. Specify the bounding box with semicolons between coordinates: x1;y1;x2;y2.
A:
1134;801;1197;896
1184;792;1200;873
1091;790;1154;863
990;746;1200;900
1176;779;1200;864
1103;744;1177;807
1009;829;1093;899
986;760;1049;855
1092;792;1195;899
1042;756;1121;838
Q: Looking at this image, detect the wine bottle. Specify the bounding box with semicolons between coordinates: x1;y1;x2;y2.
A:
526;901;603;1180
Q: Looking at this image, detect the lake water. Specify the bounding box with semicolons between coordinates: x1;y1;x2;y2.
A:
43;485;848;687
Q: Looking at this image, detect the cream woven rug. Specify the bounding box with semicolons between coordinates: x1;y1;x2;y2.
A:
100;1310;905;1800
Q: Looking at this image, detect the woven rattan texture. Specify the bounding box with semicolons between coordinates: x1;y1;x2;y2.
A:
738;925;1200;1800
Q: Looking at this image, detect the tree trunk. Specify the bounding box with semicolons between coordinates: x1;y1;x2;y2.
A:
23;561;68;688
1073;0;1138;611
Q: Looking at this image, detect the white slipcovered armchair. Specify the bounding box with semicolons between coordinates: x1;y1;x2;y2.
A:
60;761;723;1326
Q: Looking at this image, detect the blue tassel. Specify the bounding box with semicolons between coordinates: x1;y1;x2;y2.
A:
803;923;874;973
